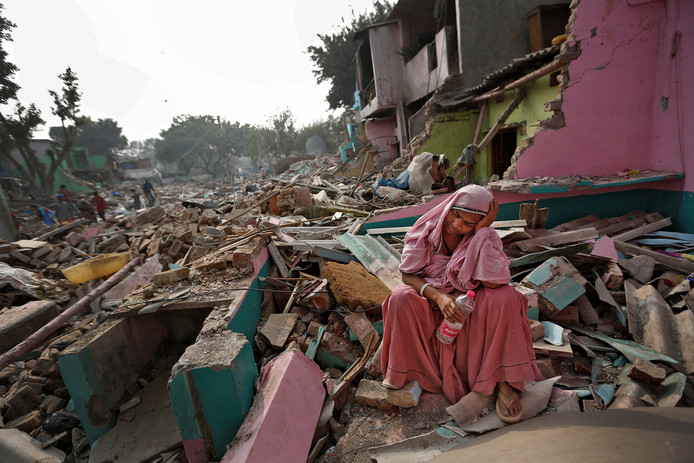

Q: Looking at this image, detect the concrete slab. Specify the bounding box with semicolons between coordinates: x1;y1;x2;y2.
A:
0;428;65;463
0;300;61;354
221;350;324;463
103;254;162;301
431;408;694;463
168;331;257;462
89;373;181;463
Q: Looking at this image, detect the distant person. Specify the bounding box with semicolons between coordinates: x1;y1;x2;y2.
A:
30;204;58;226
77;196;97;223
54;194;75;224
91;191;108;222
142;178;156;207
373;153;451;198
57;184;80;216
131;188;142;210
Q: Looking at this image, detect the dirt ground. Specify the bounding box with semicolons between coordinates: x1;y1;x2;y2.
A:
331;392;451;462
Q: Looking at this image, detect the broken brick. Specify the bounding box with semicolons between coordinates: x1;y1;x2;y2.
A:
627;358;666;386
152;267;190;286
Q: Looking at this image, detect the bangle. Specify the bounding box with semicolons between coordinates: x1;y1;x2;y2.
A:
419;283;431;297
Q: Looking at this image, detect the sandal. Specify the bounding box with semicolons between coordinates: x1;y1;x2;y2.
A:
382;379;402;390
496;388;522;424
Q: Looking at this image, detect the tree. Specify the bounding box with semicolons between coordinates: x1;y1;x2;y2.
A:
45;67;87;192
0;3;45;192
75;117;128;160
307;1;392;109
155;115;248;177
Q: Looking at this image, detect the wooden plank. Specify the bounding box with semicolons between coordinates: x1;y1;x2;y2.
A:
550;215;600;232
610;217;672;242
509;242;590;268
267;241;291;278
512;228;598;252
366;226;410;236
614;240;694;274
492;219;527;228
35;219;88;240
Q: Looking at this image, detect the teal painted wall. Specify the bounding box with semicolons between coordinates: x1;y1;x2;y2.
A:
360;188;694;233
195;343;258;459
168;373;203;441
227;257;270;347
59;350;115;443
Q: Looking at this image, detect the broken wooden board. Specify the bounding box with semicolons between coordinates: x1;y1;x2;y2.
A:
509;242;590;268
533;339;574;357
512;228;599;252
615;240;694;274
610;217;672;243
260;313;299;349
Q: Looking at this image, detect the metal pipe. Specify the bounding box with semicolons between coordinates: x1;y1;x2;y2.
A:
0;257;140;370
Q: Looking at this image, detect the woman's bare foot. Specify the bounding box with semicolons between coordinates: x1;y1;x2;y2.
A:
496;382;522;423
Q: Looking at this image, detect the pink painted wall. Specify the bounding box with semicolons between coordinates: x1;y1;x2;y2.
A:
365;119;399;169
516;0;693;193
363;24;404;115
404;26;456;104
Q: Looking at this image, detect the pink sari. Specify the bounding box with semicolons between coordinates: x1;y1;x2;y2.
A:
381;185;542;403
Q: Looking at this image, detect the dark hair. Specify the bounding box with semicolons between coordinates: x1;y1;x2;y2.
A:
93;191;98;196
60;184;66;189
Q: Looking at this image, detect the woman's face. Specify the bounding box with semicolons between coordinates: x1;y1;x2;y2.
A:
443;209;482;235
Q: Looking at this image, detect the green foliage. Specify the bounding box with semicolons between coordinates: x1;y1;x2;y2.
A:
0;3;45;191
75;117;128;159
156;115;249;177
307;1;392;109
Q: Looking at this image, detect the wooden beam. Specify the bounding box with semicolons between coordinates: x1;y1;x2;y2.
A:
614;240;694;274
610;217;672;242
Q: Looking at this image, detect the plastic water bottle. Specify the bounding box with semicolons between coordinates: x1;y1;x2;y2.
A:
436;290;476;344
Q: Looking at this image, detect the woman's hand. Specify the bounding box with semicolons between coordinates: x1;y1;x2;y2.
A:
435;292;464;324
474;198;498;232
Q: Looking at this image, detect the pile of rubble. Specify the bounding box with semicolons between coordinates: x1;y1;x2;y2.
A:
0;164;693;462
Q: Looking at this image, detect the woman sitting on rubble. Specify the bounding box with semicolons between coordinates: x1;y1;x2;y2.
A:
380;184;542;423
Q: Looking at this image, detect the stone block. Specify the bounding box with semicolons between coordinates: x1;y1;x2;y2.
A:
152;267;190;287
345;312;378;347
259;313;299;350
297;279;334;313
619;255;655;284
135;205;165;226
674;310;694;374
4;384;44;421
307;321;324;338
193;258;228;272
40;395;68;414
548;304;579;325
387;381;422;408
222;350;324;463
6;410;42;432
169;331;258;462
355;379;397;412
0;300;61;354
535;357;557;378
205;226;223;237
628;285;680;362
529;319;544;341
100;234;127;253
167;239;184;257
0;428;65;462
522;257;586;315
627;358;666;386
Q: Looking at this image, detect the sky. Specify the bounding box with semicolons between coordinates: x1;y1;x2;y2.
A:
3;0;378;142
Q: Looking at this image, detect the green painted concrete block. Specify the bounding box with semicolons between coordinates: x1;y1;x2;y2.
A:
542;277;585;310
168;332;258;461
526;258;557;286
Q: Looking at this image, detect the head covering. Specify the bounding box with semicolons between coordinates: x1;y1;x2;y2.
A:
399;184;510;291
